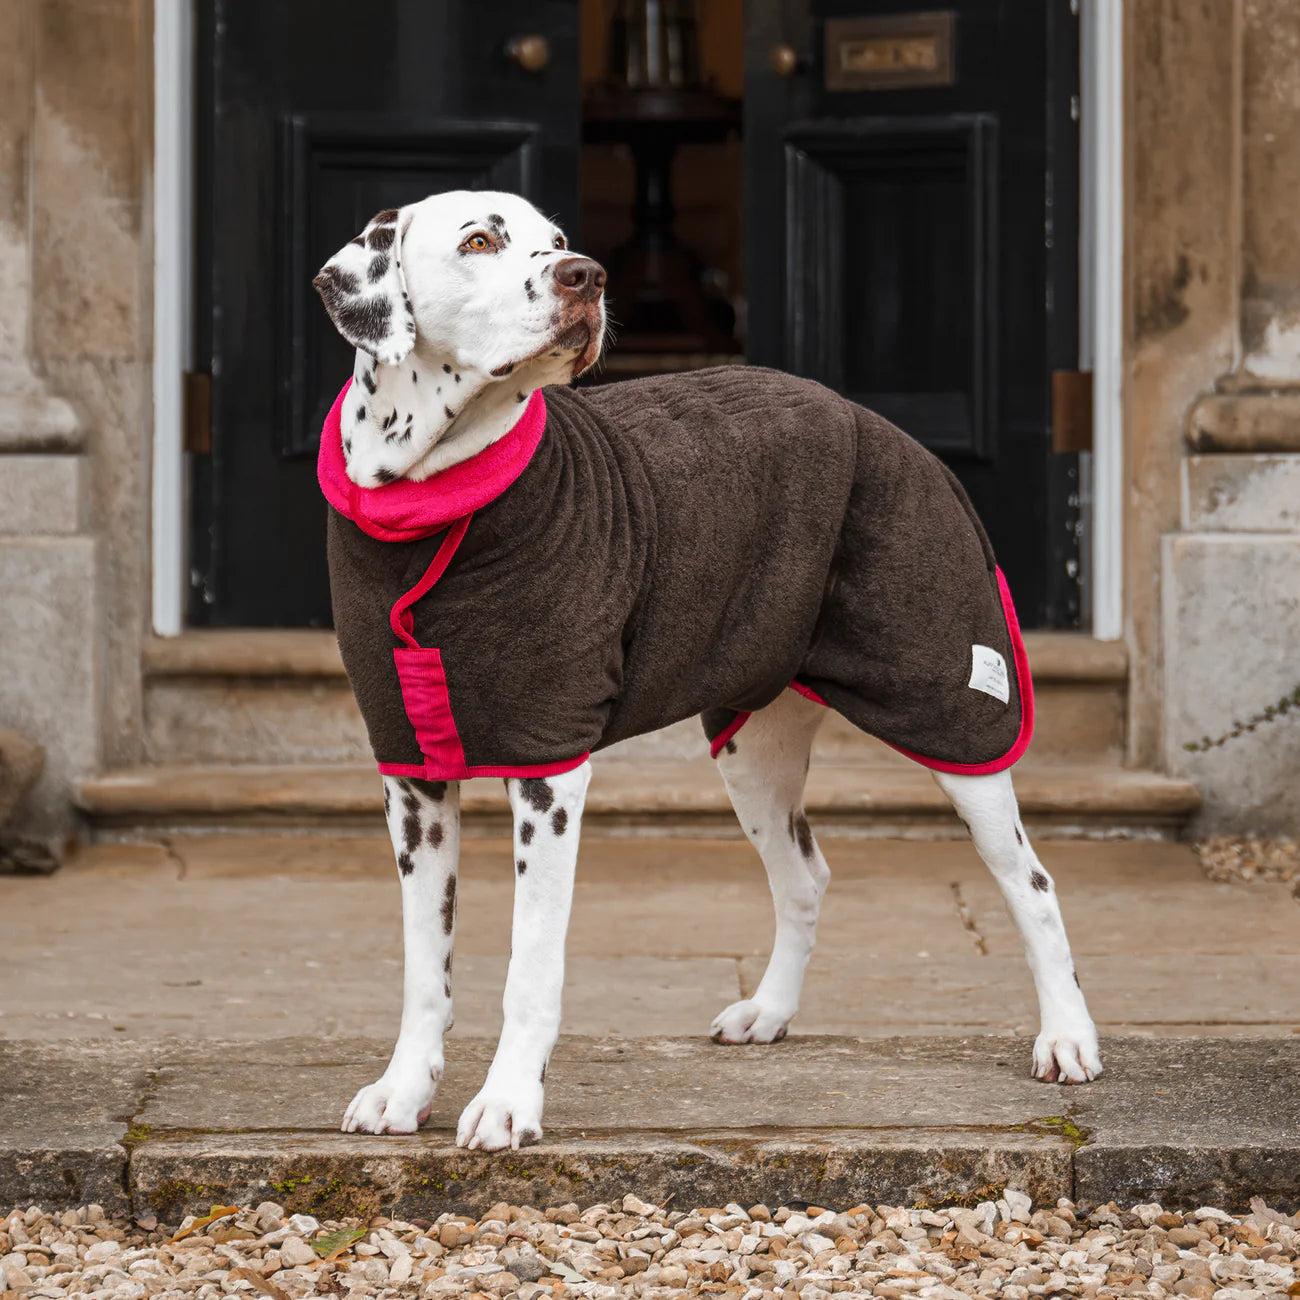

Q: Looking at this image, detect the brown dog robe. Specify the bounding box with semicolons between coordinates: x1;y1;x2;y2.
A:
320;366;1032;781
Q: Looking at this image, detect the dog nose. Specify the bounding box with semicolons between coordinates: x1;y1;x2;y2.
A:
554;256;607;301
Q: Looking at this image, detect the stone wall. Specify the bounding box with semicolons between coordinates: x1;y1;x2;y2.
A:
1239;0;1300;382
0;0;151;832
1157;0;1300;832
1123;0;1239;770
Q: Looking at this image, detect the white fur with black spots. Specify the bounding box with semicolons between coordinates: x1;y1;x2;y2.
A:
343;775;460;1134
455;763;592;1150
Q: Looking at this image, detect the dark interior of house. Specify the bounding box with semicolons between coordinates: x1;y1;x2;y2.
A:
578;0;745;381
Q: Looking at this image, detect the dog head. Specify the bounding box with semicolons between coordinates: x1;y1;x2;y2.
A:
314;191;606;382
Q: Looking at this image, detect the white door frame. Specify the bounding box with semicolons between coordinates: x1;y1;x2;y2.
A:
1080;0;1124;641
149;1;1126;639
151;0;194;637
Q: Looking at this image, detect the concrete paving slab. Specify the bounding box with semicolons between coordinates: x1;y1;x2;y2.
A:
1069;1037;1300;1209
5;834;1295;1044
123;1034;1300;1215
130;1036;1092;1134
0;1040;152;1212
963;874;1300;956
3;1036;1295;1216
761;953;1300;1036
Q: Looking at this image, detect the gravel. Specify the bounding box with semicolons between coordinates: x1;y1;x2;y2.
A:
1197;836;1300;898
2;1194;1297;1299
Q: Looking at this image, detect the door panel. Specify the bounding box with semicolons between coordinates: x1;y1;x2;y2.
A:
785;114;996;457
192;0;580;627
746;0;1081;627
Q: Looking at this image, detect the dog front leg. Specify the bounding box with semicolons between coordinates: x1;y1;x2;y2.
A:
456;762;592;1151
343;775;460;1133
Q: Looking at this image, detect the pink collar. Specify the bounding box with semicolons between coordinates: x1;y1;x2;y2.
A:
317;379;548;541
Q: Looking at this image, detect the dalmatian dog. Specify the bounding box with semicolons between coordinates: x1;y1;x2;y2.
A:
314;191;1102;1151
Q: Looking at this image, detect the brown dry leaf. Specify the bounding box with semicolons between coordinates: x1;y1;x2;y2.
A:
168;1206;242;1244
1252;1197;1300;1230
228;1266;289;1300
1288;1283;1300;1298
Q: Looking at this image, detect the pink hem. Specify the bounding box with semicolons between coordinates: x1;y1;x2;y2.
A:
378;754;591;781
885;566;1035;775
708;711;752;760
318;380;547;542
789;680;828;707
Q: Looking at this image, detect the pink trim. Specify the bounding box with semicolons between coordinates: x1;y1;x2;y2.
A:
378;753;592;781
385;511;588;781
708;711;752;760
318;381;547;542
392;647;469;775
390;515;472;648
885;566;1035;775
789;680;828;707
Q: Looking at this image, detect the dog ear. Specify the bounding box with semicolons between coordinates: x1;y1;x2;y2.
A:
313;207;416;366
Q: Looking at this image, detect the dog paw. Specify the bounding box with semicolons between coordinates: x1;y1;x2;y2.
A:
710;998;791;1045
1032;1026;1102;1084
342;1070;437;1134
456;1082;544;1151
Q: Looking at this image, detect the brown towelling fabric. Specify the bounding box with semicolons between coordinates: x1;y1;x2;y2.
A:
326;366;1029;777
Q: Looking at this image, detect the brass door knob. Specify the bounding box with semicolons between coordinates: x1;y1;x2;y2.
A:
771;43;801;76
506;33;551;72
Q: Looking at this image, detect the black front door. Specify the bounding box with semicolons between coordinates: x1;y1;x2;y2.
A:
745;0;1081;627
191;1;581;626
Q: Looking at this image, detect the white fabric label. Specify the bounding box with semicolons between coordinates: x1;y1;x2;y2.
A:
969;644;1010;704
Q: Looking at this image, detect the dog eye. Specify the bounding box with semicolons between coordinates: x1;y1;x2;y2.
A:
462;233;493;252
552;233;567;250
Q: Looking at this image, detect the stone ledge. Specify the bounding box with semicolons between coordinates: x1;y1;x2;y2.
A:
0;365;82;452
1187;392;1300;452
1;1036;1294;1216
141;632;1128;684
129;1131;1073;1223
1182;454;1300;531
73;760;1200;834
143;630;346;679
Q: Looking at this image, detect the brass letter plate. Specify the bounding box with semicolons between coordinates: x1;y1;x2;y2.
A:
825;12;956;91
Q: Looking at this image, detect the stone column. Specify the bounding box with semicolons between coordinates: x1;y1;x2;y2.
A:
0;0;117;834
1160;0;1300;834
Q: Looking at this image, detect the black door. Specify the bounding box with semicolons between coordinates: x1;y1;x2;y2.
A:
745;0;1080;627
192;0;581;626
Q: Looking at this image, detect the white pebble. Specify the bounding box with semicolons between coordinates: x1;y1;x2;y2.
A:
277;1237;317;1268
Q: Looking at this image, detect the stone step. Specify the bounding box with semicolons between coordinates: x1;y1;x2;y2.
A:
141;630;1130;767
75;757;1198;837
5;1036;1295;1215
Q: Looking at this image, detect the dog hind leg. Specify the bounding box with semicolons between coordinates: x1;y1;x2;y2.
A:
934;768;1102;1083
343;775;460;1133
456;761;592;1151
711;689;829;1044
